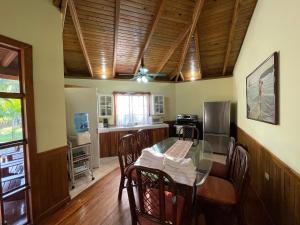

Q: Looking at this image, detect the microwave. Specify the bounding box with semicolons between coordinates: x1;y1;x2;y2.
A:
149;116;164;124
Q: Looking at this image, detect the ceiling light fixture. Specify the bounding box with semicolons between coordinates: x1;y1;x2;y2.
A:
190;76;195;81
101;75;106;79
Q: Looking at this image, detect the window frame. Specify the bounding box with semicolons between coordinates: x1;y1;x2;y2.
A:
113;91;151;126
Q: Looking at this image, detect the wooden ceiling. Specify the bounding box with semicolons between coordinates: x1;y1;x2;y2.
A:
54;0;257;82
0;47;19;78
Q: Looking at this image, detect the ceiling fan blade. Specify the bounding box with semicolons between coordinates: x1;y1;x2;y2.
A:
147;73;167;77
130;76;139;80
146;76;154;81
118;73;135;76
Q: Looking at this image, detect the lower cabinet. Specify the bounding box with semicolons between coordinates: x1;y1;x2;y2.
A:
152;128;168;145
99;132;111;158
99;127;169;158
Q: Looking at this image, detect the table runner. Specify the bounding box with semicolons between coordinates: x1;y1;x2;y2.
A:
164;140;193;159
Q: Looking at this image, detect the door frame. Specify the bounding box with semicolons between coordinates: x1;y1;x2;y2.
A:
0;34;38;224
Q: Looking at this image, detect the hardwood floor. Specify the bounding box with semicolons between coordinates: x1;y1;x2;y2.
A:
39;168;131;225
39;167;272;225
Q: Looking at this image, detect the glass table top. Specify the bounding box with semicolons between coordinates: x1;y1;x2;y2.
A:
151;137;214;186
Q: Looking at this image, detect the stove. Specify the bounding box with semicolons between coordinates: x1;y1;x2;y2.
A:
176;114;198;125
174;114;199;135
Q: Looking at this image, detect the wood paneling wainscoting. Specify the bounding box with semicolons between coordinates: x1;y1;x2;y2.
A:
237;127;300;225
35;145;70;222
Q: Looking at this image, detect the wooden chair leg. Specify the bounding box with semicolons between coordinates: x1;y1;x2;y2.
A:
237;204;246;225
118;175;125;201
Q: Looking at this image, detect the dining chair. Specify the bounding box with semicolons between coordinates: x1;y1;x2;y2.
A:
126;165;186;225
117;134;139;201
178;125;199;145
209;137;236;179
136;129;151;155
197;145;250;225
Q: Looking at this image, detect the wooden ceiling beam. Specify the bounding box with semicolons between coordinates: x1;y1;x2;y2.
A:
112;0;120;77
169;72;177;81
68;0;94;77
64;64;68;75
0;50;17;67
194;27;202;79
0;74;18;80
222;0;240;75
175;0;205;81
53;0;62;8
133;0;166;75
175;73;179;82
61;0;69;77
180;72;185;81
156;24;191;74
61;0;69;29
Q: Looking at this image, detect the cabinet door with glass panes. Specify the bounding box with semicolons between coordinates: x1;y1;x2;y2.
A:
98;95;113;117
151;95;165;115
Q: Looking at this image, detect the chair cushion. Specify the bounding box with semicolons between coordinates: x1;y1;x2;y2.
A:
197;176;237;205
138;189;185;225
210;162;229;179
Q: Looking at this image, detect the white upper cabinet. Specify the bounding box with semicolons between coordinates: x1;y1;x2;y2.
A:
151;95;165;115
98;95;113;117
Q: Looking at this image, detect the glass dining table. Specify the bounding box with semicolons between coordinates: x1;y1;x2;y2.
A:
149;137;214;187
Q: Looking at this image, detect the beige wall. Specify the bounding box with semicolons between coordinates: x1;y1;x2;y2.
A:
64;79;176;123
234;0;300;174
65;77;235;123
0;0;67;152
175;78;235;120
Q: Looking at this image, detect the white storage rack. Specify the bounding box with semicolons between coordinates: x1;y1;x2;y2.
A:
67;141;95;189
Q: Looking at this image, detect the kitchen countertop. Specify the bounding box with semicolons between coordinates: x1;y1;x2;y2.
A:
98;123;169;133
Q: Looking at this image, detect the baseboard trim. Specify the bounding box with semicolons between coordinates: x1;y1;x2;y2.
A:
38;196;71;222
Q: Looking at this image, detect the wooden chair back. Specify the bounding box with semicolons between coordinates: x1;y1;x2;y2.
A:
229;145;250;202
118;134;138;176
178;125;199;144
127;165;181;225
226;137;236;169
136;129;151;155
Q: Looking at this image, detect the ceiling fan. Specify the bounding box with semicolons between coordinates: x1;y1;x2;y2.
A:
119;58;167;83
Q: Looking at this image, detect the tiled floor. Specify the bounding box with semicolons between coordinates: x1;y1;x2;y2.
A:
69;157;119;199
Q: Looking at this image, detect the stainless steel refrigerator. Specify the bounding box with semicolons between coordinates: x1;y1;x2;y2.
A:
203;101;231;154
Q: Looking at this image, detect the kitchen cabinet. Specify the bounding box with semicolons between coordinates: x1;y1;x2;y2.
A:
99;132;111;158
98;95;113;117
99;127;169;158
111;131;129;156
152;128;168;145
151;95;164;115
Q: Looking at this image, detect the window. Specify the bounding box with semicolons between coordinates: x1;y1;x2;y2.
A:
114;92;150;126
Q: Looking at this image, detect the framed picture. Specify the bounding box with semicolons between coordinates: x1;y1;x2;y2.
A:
246;52;279;124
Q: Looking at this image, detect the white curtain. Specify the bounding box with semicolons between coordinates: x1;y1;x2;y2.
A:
115;93;150;126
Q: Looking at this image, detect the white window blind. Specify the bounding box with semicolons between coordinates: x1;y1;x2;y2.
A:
114;92;150;126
